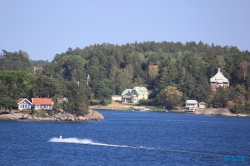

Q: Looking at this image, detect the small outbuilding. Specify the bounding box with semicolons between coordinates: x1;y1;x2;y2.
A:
198;102;206;109
111;95;122;102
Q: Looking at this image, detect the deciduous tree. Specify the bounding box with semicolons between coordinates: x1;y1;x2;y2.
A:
157;86;182;109
238;61;249;81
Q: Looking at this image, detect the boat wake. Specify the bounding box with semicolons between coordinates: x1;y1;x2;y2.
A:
48;137;250;159
49;137;147;149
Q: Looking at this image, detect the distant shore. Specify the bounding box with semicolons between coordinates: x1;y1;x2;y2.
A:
171;108;249;117
90;105;249;117
0;109;104;122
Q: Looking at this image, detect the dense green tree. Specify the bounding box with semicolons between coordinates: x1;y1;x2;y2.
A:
34;76;56;98
0;70;36;99
64;81;89;115
0;97;17;112
94;80;112;100
0;50;33;72
212;87;228;108
157;74;174;91
157;86;183;109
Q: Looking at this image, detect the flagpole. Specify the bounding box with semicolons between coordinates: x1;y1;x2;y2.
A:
87;73;89;85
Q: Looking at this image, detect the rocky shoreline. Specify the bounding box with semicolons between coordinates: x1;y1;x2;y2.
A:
90;105;249;117
171;108;248;117
0;109;104;122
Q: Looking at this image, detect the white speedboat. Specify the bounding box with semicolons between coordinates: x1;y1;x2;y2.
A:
141;108;150;111
134;108;150;111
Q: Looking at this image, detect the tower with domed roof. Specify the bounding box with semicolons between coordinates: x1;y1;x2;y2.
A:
210;68;229;91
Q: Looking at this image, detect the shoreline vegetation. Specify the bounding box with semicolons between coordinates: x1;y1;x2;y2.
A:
0;105;249;122
0;109;104;122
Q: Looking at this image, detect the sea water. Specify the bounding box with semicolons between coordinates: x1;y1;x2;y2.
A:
0;110;249;165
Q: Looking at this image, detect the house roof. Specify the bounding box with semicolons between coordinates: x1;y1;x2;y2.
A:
17;98;25;104
121;86;148;96
17;98;32;105
186;100;198;104
121;89;132;96
133;86;148;94
199;102;206;105
32;98;53;105
210;68;229;83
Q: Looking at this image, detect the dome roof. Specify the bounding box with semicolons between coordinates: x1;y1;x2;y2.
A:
210;68;229;83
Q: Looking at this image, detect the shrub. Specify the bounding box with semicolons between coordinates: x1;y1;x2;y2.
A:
89;100;100;105
48;110;54;116
20;110;31;114
230;103;250;114
33;109;47;117
138;99;155;106
100;100;110;106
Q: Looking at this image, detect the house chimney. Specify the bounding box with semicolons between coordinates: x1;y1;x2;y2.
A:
218;68;220;72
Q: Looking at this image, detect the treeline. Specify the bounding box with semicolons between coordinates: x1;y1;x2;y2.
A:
1;41;250;114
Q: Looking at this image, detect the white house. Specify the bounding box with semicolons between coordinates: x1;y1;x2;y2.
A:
32;98;53;110
57;97;68;103
17;98;32;110
185;100;198;110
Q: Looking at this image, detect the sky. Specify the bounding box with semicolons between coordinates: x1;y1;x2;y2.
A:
0;0;250;61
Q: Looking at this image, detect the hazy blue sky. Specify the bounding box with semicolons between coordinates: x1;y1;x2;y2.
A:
1;0;249;61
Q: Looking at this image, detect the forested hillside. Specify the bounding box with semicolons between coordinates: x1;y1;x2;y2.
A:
1;41;250;114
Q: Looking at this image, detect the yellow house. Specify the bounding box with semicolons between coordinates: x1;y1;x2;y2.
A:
121;86;149;103
198;102;206;109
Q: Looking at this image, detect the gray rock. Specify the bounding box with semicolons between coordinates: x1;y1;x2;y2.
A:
78;116;87;121
59;117;66;121
194;108;237;116
0;109;105;122
84;109;105;120
22;114;29;119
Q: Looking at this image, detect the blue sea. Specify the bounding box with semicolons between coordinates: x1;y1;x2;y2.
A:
0;110;249;166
